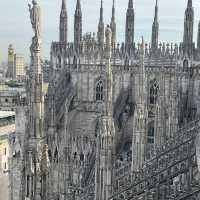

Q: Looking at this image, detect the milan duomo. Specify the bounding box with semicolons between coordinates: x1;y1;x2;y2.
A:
9;0;200;199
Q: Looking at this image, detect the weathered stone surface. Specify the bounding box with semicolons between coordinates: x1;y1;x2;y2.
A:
9;0;200;200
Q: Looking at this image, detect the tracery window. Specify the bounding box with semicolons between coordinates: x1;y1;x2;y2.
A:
26;175;30;197
147;125;155;144
54;148;58;163
57;55;61;68
150;80;159;105
183;59;189;70
80;153;84;161
96;80;104;101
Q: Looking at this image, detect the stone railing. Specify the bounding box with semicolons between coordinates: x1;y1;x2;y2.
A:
81;150;96;187
109;118;200;200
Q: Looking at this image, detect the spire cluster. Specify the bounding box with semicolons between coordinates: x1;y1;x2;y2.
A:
57;0;196;59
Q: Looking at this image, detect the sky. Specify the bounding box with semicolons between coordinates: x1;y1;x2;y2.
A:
0;0;200;62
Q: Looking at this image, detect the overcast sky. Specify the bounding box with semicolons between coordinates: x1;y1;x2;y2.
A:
0;0;200;62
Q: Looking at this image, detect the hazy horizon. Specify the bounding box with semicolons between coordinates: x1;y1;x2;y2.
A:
0;0;200;62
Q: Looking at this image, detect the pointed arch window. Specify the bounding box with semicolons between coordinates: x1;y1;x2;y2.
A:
150;80;159;105
96;80;104;101
57;55;62;68
54;147;58;163
26;175;30;197
147;125;155;144
183;59;189;70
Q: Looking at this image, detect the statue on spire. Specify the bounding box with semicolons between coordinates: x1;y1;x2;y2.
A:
105;25;112;58
28;0;41;49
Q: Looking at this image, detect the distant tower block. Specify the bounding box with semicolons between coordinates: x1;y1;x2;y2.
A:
14;54;25;80
7;44;15;78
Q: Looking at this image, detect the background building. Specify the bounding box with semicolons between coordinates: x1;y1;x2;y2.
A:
0;90;18;111
0;111;15;200
14;54;25;81
0;75;27;112
6;45;15;79
6;45;26;81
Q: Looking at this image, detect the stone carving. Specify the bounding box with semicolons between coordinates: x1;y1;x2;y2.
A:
28;0;41;50
10;0;200;200
105;25;112;56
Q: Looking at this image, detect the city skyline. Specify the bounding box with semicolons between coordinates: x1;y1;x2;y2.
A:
0;0;200;62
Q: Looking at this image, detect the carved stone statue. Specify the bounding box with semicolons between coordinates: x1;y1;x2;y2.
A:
29;0;41;38
105;25;112;55
29;0;41;52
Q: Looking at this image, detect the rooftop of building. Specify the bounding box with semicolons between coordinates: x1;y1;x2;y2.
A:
0;111;15;119
0;124;15;141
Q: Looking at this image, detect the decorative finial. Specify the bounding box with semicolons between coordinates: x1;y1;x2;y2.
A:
154;0;158;22
32;0;37;5
62;0;66;9
100;0;103;22
76;0;81;10
187;0;192;8
111;0;115;20
141;37;144;49
128;0;133;9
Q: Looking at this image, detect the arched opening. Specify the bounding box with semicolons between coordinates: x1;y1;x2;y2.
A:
80;153;84;161
147;125;155;144
150;80;159;105
101;168;104;192
96;80;104;101
54;147;58;163
73;56;77;68
57;55;61;68
123;142;132;161
74;152;77;159
183;59;189;70
26;175;30;197
48;150;52;162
